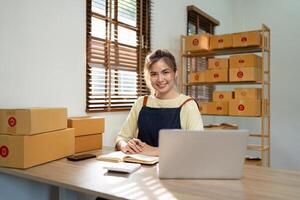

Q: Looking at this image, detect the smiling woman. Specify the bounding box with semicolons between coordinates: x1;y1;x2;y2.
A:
115;49;204;156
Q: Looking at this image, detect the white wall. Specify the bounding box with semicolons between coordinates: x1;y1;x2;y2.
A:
231;0;300;170
1;0;299;171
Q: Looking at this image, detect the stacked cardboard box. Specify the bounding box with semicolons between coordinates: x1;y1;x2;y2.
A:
68;116;105;153
185;34;210;52
210;34;233;50
0;108;74;169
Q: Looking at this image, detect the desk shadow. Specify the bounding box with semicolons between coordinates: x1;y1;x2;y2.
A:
103;171;130;178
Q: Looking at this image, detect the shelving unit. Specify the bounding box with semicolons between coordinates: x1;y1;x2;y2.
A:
180;24;271;167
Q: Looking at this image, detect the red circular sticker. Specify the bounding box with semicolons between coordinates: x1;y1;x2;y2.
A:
238;104;245;111
219;94;224;99
237;71;244;78
238;59;245;63
192;39;199;46
218;39;224;43
0;146;9;158
216;106;222;111
194;74;199;80
215;61;220;67
8;117;17;127
241;37;247;42
213;73;219;78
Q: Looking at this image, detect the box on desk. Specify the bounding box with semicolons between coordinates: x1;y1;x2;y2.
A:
0;108;67;136
209;34;232;49
229;54;262;68
185;34;210;52
75;133;102;153
68;116;105;136
0;128;74;169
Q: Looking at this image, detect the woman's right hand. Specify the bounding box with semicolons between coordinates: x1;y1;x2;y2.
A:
118;138;145;154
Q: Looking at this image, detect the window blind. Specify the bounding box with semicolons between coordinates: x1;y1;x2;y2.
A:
86;0;151;112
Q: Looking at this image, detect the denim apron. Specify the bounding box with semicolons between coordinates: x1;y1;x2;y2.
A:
137;96;195;147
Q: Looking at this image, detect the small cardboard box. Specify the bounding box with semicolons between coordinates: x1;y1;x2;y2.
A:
188;71;206;83
208;58;229;69
0;108;67;136
68;116;105;136
232;31;261;47
234;88;261;99
229;99;261;116
206;69;228;82
210;101;229;115
0;128;74;169
75;133;102;153
213;91;234;101
210;34;233;49
199;102;209;114
229;54;262;68
185;34;210;52
229;67;261;82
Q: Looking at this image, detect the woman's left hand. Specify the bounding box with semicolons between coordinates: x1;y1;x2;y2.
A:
141;143;159;156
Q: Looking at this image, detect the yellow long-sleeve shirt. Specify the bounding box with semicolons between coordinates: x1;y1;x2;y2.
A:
115;94;204;145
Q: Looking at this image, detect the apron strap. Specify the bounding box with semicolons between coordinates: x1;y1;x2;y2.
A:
179;97;200;111
143;96;148;107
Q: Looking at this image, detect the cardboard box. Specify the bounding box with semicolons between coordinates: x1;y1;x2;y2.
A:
229;54;262;68
188;71;206;83
0;108;67;136
68;116;105;136
234;88;262;99
229;67;261;82
208;58;229;69
210;34;233;49
206;69;228;82
229;99;261;116
185;34;210;52
210;101;229;115
213;91;234;101
232;31;261;47
75;133;102;153
0;128;74;169
199;102;209;114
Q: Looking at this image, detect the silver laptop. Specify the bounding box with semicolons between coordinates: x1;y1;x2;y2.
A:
158;129;249;179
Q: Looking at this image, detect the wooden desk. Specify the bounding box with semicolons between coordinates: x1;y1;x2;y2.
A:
1;149;300;200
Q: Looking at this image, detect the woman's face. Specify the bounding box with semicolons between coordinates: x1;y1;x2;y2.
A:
149;59;177;98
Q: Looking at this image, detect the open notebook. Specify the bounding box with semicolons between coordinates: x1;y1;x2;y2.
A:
97;151;159;165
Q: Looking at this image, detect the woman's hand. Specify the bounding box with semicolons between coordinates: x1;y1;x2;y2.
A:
117;138;145;154
141;143;159;156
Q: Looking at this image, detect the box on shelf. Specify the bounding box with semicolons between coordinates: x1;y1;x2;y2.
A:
188;71;206;83
68;116;105;136
232;31;261;47
229;54;262;68
185;34;210;52
209;101;229;115
213;91;234;101
229;99;261;116
199;102;209;114
0;108;67;136
0;128;74;169
234;88;262;99
229;67;261;82
208;58;229;69
206;69;228;82
75;133;102;153
209;34;233;49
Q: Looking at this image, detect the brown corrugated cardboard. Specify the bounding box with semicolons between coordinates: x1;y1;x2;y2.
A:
68;116;105;136
208;58;229;69
232;31;261;47
234;88;262;99
0;128;74;169
229;99;261;116
75;133;102;153
199;102;209;114
229;54;262;68
0;108;67;135
229;67;261;82
210;34;233;49
185;34;210;52
210;101;229;115
213;91;234;101
188;71;206;83
206;69;228;82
